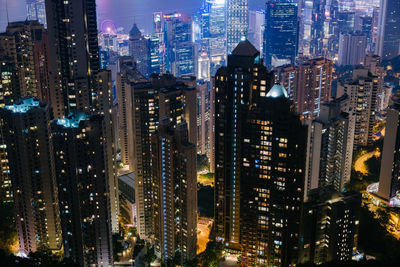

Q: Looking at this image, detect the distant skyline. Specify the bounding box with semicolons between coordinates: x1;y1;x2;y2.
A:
0;0;265;33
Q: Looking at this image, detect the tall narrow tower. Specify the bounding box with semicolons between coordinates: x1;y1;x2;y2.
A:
226;0;249;54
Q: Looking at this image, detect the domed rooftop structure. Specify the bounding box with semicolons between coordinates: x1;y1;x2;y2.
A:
266;84;289;98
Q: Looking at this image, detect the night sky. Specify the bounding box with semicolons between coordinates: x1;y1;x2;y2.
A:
0;0;264;33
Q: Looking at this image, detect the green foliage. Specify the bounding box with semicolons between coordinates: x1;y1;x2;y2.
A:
358;207;400;262
198;185;214;218
199;173;214;180
196;241;223;267
0;202;17;253
112;233;124;262
0;248;82;267
143;243;156;265
197;154;210;172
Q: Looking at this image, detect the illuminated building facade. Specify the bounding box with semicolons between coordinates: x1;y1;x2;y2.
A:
132;74;196;240
152;120;197;264
26;0;47;28
52;114;113;267
275;58;333;120
300;188;361;264
263;0;299;67
340;69;378;147
45;0;100;117
378;94;400;207
377;0;400;60
227;0;248;54
1;98;62;255
304;96;355;200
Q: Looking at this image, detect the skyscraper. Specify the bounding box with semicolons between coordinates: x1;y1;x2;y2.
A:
26;0;47;28
132;74;197;239
215;41;306;266
263;0;299;67
1;98;62;255
377;0;400;60
304;96;355;199
338;32;367;66
129;24;150;78
340;68;378;147
300;188;361;264
275;58;333;120
152;119;197;264
378;93;400;207
116;57;146;171
52;114;113;267
227;0;249;54
45;0;100;117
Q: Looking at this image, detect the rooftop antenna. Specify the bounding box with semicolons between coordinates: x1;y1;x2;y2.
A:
6;0;10;24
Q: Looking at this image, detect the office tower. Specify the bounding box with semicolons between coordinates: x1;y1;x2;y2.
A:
377;0;400;60
149;36;162;75
1;98;62;255
214;41;306;266
304;96;355;200
341;69;378;147
152;120;197;264
300;188;361;264
248;10;265;53
275;58;333;120
129;24;150;78
378;94;400;207
338;32;367;66
207;0;227;75
198;51;211;81
52;114;113;267
45;0;100;117
263;0;299;67
26;0;47;28
163;13;197;77
132;74;196;239
227;0;249;54
116;57;146;171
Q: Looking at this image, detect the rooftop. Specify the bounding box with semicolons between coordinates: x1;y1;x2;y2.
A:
4;98;41;113
232;40;259;57
56;113;90;128
266;84;289;98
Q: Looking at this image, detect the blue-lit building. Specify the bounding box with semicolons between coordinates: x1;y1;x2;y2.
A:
52;114;113;266
227;0;249;54
163;13;197;77
263;0;299;67
26;0;47;28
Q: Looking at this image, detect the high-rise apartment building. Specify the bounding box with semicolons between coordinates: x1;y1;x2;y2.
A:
263;0;299;67
214;40;306;266
275;58;333;120
377;0;400;60
116;57;146;171
52;114;113;267
304;96;355;200
227;0;249;54
152;120;197;264
340;69;378;147
248;10;265;54
45;0;100;117
338;32;367;66
26;0;47;28
1;98;62;255
132;74;196;239
300;188;361;264
0;21;49;101
196;80;213;160
378;94;400;207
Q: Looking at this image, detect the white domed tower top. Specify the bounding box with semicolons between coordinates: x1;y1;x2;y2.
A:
266;83;289;98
